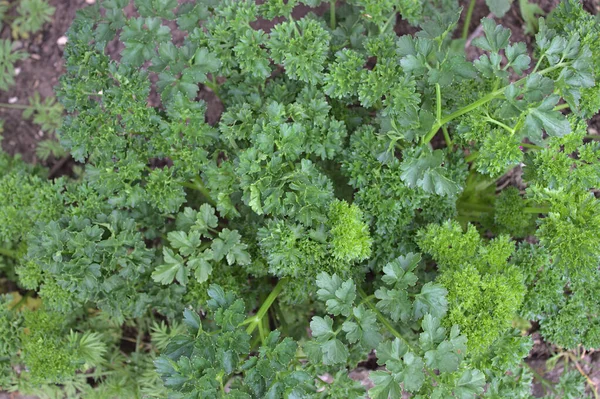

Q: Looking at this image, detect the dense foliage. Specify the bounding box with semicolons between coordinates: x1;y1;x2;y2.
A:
1;0;599;397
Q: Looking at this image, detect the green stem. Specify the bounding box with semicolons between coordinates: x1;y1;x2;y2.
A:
217;371;226;398
331;40;350;52
422;62;570;144
520;142;543;150
523;207;549;214
553;103;570;111
441;89;500;124
272;301;289;331
257;317;267;345
565;352;600;399
435;84;453;146
358;288;415;351
435;83;442;122
180;178;216;207
584;135;600;140
0;247;17;259
359;294;375;307
442;126;452;147
10;292;30;311
204;80;222;103
329;0;336;30
461;203;494;213
246;278;289;335
465;151;479;162
485;116;515;135
0;103;31;110
524;362;556;394
423;91;498;144
84;370;118;379
288;13;300;35
0;102;62;111
531;54;545;74
460;203;548;215
135;319;144;353
462;0;477;40
380;11;397;33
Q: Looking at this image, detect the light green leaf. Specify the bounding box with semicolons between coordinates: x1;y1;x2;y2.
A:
310;316;335;340
152;247;187;285
419;314;446;350
472;18;511;53
195;203;219;234
168;230;201;257
486;0;512;18
400;148;461;197
453;369;486;398
188;256;213;283
524;95;571;144
342;305;381;348
424;325;467;373
375;287;412;323
505;42;530;74
413;282;448;320
316;273;356;317
376;338;409;373
211;229;251;266
381;253;420;289
310;316;348;365
368;371;402;399
320;338;349;365
401;352;425;392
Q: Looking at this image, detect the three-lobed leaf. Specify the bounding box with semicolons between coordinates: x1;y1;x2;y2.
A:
316;273;356;317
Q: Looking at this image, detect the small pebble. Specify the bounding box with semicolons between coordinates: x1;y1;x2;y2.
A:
588;127;598;135
14;67;21;76
85;0;96;3
57;36;68;46
31;54;41;60
8;97;18;104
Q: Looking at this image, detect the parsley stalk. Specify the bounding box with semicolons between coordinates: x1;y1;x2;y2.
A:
329;0;336;30
462;0;477;40
523;207;550;214
0;247;16;259
564;351;600;399
204;77;222;102
180;177;216;207
245;278;289;335
442;125;452;147
0;103;37;110
380;11;397;34
435;83;442;123
553;103;570;111
435;83;453;147
358;287;415;351
524;362;557;395
484;115;515;135
520;143;543;150
423;61;571;144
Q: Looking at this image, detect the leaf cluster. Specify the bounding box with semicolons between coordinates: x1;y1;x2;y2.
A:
0;0;598;397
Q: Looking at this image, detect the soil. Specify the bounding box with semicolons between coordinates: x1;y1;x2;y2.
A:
1;0;600;397
0;0;88;163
